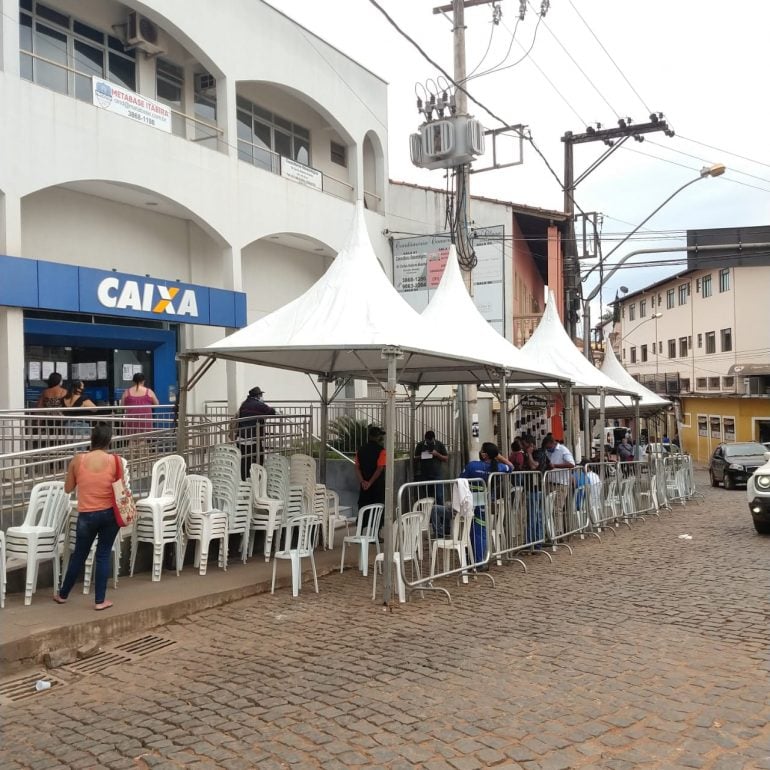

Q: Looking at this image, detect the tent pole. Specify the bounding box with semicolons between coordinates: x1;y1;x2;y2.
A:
409;385;417;482
382;348;400;606
634;396;641;460
563;383;573;455
319;378;329;484
498;371;509;457
599;388;607;467
583;397;591;463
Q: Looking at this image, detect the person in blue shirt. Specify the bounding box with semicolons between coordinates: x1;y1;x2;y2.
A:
461;442;514;481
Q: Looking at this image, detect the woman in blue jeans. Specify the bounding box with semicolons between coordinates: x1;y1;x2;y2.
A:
54;424;122;611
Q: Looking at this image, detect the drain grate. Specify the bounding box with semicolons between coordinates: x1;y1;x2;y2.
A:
65;651;132;675
114;634;176;658
0;672;64;705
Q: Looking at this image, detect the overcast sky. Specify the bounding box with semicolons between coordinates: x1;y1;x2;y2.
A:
269;0;769;317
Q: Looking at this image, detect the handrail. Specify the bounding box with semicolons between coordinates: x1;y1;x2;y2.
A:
22;51;223;136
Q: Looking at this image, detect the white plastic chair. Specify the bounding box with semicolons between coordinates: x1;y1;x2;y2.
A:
326;490;352;549
210;456;250;564
340;504;383;577
182;475;228;576
430;507;473;584
5;481;71;605
250;460;288;561
490;498;507;566
270;514;320;597
130;454;186;581
412;497;435;561
372;511;422;603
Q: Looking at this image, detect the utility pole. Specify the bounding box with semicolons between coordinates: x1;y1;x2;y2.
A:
562;115;674;340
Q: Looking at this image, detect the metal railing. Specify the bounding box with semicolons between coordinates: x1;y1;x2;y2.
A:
0;407;310;531
511;314;543;347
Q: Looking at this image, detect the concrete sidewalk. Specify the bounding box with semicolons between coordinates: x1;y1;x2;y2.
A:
1;542;358;671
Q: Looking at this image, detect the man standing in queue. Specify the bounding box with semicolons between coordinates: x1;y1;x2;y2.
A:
413;430;449;504
355;425;386;534
237;386;276;480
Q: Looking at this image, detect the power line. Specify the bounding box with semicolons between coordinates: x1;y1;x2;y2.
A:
463;14;497;81
567;0;652;116
676;134;770;171
529;0;619;120
464;17;520;82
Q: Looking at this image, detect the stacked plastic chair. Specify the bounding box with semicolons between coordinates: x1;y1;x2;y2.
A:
5;481;71;605
130;454;186;581
209;445;250;564
250;454;289;561
181;475;228;576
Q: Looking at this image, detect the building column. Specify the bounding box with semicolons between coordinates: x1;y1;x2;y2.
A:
0;0;20;76
0;191;24;409
216;75;238;158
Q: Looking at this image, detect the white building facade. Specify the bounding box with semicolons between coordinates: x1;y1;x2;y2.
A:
0;0;389;411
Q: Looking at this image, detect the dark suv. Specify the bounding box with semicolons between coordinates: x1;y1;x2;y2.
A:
709;442;769;489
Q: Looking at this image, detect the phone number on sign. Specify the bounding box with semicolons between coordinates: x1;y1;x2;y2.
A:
127;110;156;126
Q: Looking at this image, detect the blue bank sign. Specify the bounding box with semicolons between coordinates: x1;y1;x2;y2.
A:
0;255;247;328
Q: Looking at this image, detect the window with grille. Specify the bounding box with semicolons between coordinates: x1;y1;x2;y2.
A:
720;328;732;352
667;340;676;359
723;417;735;441
705;332;716;354
696;378;707;390
722;376;735;390
639;300;646;318
708;377;720;389
719;268;730;292
701;274;712;298
678;283;689;305
697;415;707;436
680;378;690;392
629;304;636;321
666;289;675;309
710;416;721;439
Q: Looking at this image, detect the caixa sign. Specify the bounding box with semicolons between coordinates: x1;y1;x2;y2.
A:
97;276;199;317
79;268;211;324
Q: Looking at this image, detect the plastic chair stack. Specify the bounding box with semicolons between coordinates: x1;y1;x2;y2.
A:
5;481;71;605
412;497;435;561
209;445;250;564
430;506;473;585
372;510;422;603
325;490;352;549
130;454;186;581
181;475;228;576
270;513;320;597
339;503;383;577
250;454;289;561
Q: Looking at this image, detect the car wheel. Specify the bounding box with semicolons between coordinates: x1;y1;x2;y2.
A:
710;471;719;487
724;473;735;490
754;518;770;535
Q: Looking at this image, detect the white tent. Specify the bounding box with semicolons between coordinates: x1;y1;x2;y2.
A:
586;344;670;417
193;203;562;602
520;291;635;396
420;246;569;450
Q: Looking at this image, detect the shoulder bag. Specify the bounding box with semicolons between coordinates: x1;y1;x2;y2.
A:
112;454;137;527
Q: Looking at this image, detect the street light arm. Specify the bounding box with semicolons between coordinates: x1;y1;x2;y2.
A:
583;176;704;297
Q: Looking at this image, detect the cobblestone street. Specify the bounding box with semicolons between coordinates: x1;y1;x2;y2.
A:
2;472;769;770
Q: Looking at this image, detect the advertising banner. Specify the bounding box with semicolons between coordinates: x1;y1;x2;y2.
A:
392;225;505;333
281;157;323;191
92;77;172;133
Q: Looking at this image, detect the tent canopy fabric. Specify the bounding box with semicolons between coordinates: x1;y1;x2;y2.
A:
586;344;670;416
197;204;561;385
420;246;567;385
517;291;635;396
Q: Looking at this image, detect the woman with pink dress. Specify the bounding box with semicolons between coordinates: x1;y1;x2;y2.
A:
120;372;159;434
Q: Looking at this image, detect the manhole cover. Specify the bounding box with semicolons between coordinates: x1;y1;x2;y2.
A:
113;634;176;657
66;651;132;675
0;672;64;705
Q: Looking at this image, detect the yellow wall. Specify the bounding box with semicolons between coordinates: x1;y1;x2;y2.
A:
679;397;770;464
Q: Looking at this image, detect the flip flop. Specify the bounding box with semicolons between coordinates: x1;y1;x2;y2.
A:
94;601;113;611
52;595;67;604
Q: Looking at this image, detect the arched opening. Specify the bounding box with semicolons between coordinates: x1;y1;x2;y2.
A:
363;130;385;212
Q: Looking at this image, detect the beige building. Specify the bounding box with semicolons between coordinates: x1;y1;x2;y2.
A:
615;263;770;460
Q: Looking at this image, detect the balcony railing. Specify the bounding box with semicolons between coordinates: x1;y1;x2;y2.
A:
511;314;542;347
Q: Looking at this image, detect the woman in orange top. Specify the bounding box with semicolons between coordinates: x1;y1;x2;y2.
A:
54;424;122;610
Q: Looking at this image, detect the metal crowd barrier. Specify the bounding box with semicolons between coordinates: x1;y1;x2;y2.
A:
541;467;594;552
486;471;552;569
584;462;623;533
663;453;700;505
396;478;495;603
617;460;658;522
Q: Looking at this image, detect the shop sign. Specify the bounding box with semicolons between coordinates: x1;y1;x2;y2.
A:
520;395;551;411
92;77;172;134
96;277;198;317
281;157;323;191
